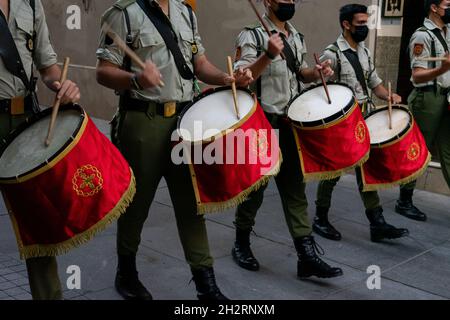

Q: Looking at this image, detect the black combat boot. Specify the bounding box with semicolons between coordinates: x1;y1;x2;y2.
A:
115;254;153;300
395;188;427;221
231;228;260;271
312;206;342;241
294;236;343;279
192;267;229;301
365;207;409;242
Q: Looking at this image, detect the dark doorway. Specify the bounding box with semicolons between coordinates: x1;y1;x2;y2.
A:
396;0;426;100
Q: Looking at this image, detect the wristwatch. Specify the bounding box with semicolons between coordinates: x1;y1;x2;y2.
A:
264;49;276;60
131;73;143;90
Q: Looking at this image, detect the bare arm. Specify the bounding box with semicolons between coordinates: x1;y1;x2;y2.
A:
39;63;80;104
372;84;402;104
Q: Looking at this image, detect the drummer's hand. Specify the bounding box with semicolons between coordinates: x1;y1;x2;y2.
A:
53;80;80;105
136;60;163;89
441;53;450;72
267;33;284;59
314;59;334;79
226;67;253;87
391;93;402;104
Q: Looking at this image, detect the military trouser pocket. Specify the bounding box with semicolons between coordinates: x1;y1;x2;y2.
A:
110;110;127;148
407;89;424;115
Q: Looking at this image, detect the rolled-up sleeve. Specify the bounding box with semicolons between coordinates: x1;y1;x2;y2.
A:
33;0;57;70
409;32;431;70
368;52;383;89
192;12;205;56
96;8;127;67
234;29;259;70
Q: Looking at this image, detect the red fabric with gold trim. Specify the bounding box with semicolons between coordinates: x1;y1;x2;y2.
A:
362;108;431;191
177;88;281;214
291;104;370;181
0;106;135;259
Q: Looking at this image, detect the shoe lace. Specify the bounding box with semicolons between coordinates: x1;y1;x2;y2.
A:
309;238;325;256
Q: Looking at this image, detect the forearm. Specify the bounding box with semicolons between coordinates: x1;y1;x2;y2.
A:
245;54;273;83
299;67;320;84
39;64;62;92
372;84;390;101
96;60;133;91
195;55;228;85
412;67;447;84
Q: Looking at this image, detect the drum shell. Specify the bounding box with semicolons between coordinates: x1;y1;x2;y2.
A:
0;105;135;259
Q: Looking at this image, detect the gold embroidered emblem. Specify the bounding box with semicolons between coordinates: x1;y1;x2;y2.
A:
72;165;104;197
27;38;34;51
191;43;198;55
251;131;269;157
355;121;366;144
407;142;420;161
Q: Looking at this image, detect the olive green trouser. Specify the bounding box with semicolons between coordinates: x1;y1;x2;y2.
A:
401;88;450;191
315;167;381;210
112;105;213;270
1;111;62;300
234;113;312;239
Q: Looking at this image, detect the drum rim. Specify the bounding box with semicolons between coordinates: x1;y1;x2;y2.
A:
177;86;258;144
0;104;86;183
364;104;413;148
287;82;357;129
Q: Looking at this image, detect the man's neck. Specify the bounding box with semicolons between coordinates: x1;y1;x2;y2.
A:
157;0;169;16
267;12;288;36
0;0;9;20
430;14;445;29
343;31;358;50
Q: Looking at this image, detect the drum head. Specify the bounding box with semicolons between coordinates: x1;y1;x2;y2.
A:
0;106;84;179
178;87;256;143
288;84;354;124
365;105;411;145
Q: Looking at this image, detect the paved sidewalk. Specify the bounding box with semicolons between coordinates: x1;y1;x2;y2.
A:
1;118;449;300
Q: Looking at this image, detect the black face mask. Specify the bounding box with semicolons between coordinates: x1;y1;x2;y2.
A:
441;8;450;24
272;2;296;22
350;25;369;42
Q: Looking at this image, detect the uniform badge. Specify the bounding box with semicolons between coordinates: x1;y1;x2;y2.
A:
414;43;424;56
26;34;34;52
191;43;198;55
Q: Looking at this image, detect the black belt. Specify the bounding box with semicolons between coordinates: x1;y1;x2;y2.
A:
119;96;190;116
0;96;33;114
416;85;450;95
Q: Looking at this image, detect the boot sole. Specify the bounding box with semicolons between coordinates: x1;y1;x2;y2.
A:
371;232;410;242
312;225;342;241
231;249;260;271
395;208;427;222
298;270;344;279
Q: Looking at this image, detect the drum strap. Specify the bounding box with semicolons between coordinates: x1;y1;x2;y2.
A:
136;0;195;81
251;28;263;102
279;33;302;88
342;49;370;98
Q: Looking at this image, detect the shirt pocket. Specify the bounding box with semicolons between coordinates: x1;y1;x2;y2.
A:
15;16;34;37
179;29;195;61
269;58;287;77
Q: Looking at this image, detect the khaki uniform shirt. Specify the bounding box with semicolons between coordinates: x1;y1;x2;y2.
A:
0;0;57;99
96;0;205;103
409;18;450;89
234;15;307;115
321;34;382;104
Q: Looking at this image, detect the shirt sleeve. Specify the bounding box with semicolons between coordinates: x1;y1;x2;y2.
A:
299;37;308;69
409;31;432;70
192;11;205;56
234;29;259;70
33;0;57;70
366;50;383;89
96;7;127;66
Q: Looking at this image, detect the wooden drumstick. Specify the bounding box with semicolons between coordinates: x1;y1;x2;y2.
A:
314;53;332;105
388;81;393;130
416;57;447;62
45;57;70;147
102;23;165;87
227;56;241;120
247;0;286;60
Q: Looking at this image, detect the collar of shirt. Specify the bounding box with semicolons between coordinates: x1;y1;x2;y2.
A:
262;14;297;37
336;33;368;53
151;0;184;39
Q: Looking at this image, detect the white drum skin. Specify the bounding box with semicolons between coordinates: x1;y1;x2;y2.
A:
365;106;411;145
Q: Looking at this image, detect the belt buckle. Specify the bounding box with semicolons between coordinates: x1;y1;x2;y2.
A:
10;97;25;116
164;102;176;118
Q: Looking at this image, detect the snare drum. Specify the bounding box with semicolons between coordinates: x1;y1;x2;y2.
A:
287;83;370;181
361;105;431;191
177;87;281;214
0;105;135;259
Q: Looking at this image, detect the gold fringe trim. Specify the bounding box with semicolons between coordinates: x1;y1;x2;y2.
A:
362;152;432;192
196;152;283;215
302;151;370;183
17;169;136;260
